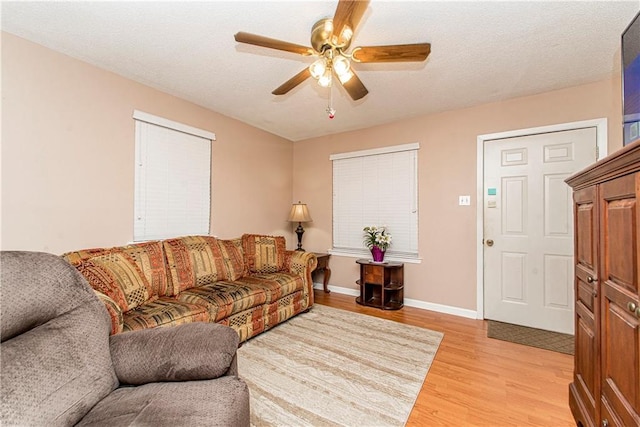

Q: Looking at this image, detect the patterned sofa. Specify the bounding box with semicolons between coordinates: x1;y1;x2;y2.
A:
62;234;317;343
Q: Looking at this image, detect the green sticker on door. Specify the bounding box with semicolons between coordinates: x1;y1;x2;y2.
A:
488;188;497;196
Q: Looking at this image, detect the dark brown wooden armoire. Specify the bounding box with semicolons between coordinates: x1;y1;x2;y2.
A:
566;139;640;427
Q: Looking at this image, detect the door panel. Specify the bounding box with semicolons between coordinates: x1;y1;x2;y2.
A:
501;252;526;302
545;174;572;236
544;254;572;308
484;127;597;333
502;176;527;234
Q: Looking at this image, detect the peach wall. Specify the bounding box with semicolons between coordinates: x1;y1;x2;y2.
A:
1;31;625;315
294;78;623;313
1;32;294;254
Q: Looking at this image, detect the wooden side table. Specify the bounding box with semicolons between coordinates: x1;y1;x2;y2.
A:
356;259;404;310
313;253;331;293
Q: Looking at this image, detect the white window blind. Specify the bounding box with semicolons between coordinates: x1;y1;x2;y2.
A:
133;115;212;242
331;143;419;259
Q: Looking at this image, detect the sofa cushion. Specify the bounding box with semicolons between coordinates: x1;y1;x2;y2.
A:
63;241;169;298
76;252;154;312
177;282;267;322
62;247;107;266
119;241;169;297
217;239;246;281
163;236;227;295
122;297;210;332
231;272;303;304
242;234;286;274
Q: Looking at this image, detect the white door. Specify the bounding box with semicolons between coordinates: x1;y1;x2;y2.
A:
483;128;597;334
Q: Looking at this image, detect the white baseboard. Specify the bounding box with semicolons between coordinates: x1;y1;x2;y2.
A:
313;283;478;320
314;283;359;296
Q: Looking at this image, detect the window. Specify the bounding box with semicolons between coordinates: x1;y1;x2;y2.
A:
331;143;419;260
133;111;215;242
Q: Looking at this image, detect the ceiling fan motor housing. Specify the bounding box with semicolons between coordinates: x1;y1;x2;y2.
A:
311;18;352;53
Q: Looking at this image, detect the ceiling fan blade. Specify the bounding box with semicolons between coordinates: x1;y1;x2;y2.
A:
332;0;370;46
272;68;312;95
352;43;431;63
340;69;368;101
235;32;314;56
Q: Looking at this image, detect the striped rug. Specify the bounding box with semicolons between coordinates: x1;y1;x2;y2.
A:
237;304;443;426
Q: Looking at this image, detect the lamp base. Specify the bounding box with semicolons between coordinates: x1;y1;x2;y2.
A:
295;222;305;251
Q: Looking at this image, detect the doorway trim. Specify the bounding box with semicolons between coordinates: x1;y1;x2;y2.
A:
475;118;608;320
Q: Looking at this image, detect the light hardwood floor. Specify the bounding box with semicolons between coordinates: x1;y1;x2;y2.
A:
313;290;575;426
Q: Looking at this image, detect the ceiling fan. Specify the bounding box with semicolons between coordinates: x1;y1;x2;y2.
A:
234;0;431;102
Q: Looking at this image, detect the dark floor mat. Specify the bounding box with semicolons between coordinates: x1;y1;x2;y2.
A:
487;320;574;355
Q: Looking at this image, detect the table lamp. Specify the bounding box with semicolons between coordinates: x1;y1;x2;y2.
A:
288;202;312;251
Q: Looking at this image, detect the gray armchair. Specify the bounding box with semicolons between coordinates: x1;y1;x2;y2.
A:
0;251;250;426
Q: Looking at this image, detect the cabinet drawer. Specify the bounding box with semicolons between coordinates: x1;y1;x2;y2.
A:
363;265;383;284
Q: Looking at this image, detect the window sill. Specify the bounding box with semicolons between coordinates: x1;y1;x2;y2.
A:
328;249;422;264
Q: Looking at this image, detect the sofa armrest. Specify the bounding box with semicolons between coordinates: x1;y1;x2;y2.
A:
285;251;317;306
285;250;317;276
109;322;239;385
94;290;124;335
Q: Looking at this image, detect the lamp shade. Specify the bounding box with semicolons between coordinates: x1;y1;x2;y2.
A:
288;202;312;222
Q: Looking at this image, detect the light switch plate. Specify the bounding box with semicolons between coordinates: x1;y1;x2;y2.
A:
459;195;471;206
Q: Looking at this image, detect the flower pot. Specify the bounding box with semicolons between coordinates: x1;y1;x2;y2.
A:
371;246;385;262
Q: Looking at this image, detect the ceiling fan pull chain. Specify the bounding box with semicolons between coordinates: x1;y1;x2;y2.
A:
327;84;336;119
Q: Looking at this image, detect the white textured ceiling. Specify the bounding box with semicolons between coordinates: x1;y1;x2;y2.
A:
2;1;639;141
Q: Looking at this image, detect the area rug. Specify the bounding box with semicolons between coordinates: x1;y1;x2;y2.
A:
487;320;574;355
237;304;443;427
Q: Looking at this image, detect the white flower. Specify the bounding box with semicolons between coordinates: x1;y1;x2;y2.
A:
363;225;392;250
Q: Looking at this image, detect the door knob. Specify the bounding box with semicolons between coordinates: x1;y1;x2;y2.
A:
628;301;637;313
587;276;597;283
486;239;494;247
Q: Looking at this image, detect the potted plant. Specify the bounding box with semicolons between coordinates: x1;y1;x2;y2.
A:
363;226;392;262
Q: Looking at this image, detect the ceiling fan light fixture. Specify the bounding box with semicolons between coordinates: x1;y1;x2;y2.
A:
337;69;353;84
309;58;327;79
333;55;351;76
318;70;332;88
330;26;353;48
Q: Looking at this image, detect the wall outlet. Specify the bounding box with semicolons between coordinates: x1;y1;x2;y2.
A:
459;195;471;206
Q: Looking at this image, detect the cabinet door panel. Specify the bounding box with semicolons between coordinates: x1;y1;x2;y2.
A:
600;174;640;427
576;186;598;273
601;293;639;427
575;300;598;417
572;185;600;423
601;395;626;427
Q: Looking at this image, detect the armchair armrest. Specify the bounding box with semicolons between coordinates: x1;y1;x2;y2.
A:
110;322;239;385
